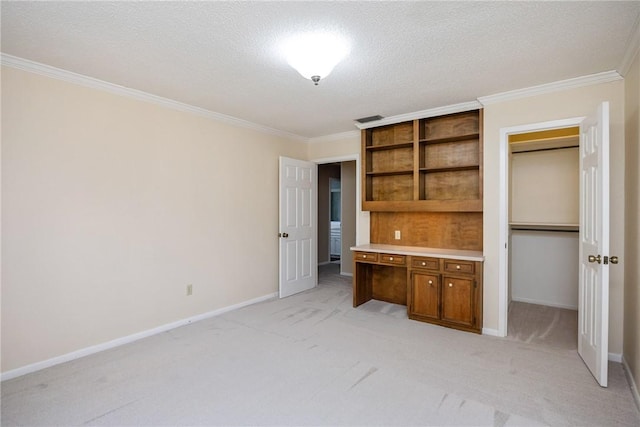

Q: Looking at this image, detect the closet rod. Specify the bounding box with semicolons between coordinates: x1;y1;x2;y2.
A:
512;145;578;154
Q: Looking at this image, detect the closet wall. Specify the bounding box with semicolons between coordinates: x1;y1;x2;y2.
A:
509;133;580;309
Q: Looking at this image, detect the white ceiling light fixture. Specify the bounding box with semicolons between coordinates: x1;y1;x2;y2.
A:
283;32;350;85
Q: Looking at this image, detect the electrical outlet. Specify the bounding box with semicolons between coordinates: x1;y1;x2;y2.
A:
186;284;193;296
394;230;401;240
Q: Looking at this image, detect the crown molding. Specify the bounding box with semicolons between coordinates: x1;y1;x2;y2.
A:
0;53;308;143
478;71;622;106
308;130;360;144
354;100;483;130
619;14;640;76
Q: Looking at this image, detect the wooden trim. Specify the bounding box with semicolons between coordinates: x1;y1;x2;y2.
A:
362;199;482;212
413;119;420;201
478;108;484;201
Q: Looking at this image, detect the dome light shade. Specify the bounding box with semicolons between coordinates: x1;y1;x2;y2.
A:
284;32;349;85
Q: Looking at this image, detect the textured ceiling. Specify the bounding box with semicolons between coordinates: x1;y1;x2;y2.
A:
2;1;639;139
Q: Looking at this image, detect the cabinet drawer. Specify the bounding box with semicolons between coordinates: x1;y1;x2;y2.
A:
443;259;475;274
411;256;440;270
380;254;406;265
355;252;378;262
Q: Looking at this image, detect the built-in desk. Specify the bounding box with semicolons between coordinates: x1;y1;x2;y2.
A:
351;244;484;333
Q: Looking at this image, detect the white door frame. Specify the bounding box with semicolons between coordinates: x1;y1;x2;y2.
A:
497;117;584;337
311;154;364;251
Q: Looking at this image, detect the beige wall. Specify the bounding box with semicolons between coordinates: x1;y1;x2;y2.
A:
624;49;640;396
308;134;360;160
1;66;306;373
484;80;626;353
511;148;579;225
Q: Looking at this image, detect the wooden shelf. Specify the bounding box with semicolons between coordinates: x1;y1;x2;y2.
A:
419;133;480;145
366;142;414;151
420;165;479;173
366;169;414;177
362;109;483;214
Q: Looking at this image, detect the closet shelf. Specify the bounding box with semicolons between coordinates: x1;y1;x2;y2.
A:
510;223;579;232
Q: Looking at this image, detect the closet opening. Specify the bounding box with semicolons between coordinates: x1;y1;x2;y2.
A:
507;127;580;351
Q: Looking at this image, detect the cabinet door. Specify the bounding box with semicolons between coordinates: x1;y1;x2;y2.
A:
410;272;440;320
441;276;474;327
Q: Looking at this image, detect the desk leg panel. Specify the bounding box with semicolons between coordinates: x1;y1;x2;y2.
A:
353;262;373;307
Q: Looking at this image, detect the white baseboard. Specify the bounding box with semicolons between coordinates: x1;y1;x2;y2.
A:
318;261;331;266
482;328;503;337
622;355;640;412
340;272;353;277
511;296;577;311
609;352;623;363
1;292;278;382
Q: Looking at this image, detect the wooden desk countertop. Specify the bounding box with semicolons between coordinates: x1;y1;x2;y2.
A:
350;244;484;262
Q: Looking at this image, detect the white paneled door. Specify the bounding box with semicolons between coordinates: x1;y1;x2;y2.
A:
578;102;610;387
279;157;317;298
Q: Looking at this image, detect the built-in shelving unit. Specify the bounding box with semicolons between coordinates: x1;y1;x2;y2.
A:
354;109;485;334
362;110;483;212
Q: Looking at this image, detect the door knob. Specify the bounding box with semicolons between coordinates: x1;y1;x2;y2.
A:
610;256;619;264
279;232;289;238
588;254;601;264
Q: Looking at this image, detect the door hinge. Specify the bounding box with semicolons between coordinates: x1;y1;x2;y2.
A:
603;256;609;265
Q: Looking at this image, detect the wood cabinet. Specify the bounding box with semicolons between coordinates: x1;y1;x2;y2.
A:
362;110;482;212
355;109;484;333
441;276;475;327
352;245;483;334
410;272;440;321
408;256;482;333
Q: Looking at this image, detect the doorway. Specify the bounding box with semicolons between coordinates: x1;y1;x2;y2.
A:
507;127;580;349
497;116;585;338
317;159;357;278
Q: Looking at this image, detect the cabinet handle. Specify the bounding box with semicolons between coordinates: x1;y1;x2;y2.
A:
363;255;367;259
449;283;453;287
428;280;433;285
422;262;426;266
456;265;461;270
389;257;393;261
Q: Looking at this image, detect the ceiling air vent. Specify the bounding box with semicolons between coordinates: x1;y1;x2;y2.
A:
355;115;384;124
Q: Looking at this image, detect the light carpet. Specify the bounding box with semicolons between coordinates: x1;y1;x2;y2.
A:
1;265;639;426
